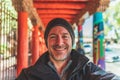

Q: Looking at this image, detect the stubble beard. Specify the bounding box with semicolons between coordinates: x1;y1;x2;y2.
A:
49;50;71;62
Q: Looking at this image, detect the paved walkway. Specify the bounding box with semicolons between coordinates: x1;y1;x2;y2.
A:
106;62;120;76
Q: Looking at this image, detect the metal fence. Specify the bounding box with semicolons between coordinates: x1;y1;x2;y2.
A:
0;0;17;80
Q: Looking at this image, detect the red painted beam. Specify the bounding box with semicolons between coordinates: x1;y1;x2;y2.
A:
34;3;86;9
33;0;89;3
42;19;73;27
37;9;81;15
39;14;75;18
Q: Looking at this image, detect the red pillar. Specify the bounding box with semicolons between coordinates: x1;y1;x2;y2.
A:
17;12;28;76
31;25;40;65
39;31;47;57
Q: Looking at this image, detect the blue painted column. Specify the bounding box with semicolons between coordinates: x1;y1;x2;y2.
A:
78;25;83;46
93;12;105;69
76;24;84;55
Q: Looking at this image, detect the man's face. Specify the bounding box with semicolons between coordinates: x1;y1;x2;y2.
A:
47;26;72;61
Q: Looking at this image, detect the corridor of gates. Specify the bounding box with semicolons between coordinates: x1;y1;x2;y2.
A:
1;0;119;80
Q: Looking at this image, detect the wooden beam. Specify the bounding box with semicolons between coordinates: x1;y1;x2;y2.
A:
41;17;74;22
39;14;75;19
34;3;86;9
37;9;81;15
33;0;89;3
42;19;73;27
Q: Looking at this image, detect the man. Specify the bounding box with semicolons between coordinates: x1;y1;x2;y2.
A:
16;18;120;80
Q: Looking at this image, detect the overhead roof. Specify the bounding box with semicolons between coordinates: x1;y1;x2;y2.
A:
12;0;110;31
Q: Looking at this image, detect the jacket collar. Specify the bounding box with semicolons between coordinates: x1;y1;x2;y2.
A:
70;49;89;73
28;49;89;80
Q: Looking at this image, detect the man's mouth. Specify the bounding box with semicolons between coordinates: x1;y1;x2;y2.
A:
53;45;67;51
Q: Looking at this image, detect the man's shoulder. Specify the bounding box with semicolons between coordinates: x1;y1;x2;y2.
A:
71;49;89;61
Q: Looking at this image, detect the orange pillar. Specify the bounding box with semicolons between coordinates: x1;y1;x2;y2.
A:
17;12;28;76
31;25;40;65
39;31;47;57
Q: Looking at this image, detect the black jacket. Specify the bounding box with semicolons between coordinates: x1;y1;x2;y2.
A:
16;49;119;80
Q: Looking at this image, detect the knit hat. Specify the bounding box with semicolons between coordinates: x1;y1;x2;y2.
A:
44;18;75;47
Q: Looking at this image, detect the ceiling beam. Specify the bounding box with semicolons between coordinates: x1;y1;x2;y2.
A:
37;9;81;15
33;0;89;3
42;19;73;27
39;14;75;19
34;3;86;9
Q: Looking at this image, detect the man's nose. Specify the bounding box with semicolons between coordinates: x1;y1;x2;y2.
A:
56;36;63;45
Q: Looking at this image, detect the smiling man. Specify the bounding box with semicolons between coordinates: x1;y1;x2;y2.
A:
16;18;120;80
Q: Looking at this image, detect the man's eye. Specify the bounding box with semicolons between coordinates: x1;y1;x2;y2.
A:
49;35;56;39
63;35;69;39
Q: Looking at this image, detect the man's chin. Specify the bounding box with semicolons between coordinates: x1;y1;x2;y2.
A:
54;58;67;61
53;56;69;61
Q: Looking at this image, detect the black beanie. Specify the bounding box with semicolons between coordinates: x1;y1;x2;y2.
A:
44;18;75;47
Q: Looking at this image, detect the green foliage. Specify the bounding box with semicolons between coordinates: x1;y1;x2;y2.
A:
0;0;17;34
0;44;7;54
103;1;120;40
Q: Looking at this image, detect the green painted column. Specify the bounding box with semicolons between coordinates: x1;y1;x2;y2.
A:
93;12;105;69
